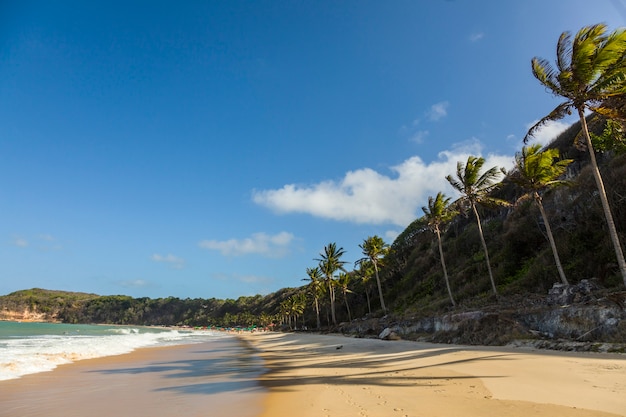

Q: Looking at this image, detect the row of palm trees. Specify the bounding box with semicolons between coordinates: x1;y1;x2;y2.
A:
423;146;572;306
284;23;626;327
423;23;626;306
298;237;390;329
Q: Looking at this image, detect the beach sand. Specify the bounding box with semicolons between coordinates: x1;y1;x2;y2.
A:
2;331;624;417
240;332;626;417
0;336;265;417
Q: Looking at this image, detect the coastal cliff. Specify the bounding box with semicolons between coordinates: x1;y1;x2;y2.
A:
0;307;56;322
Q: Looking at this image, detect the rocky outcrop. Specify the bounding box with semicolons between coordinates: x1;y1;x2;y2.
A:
0;307;57;322
340;282;626;352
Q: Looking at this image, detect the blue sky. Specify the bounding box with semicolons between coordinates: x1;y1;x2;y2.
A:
1;1;625;299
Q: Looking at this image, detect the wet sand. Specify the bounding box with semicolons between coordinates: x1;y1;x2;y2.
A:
240;332;626;417
0;336;265;417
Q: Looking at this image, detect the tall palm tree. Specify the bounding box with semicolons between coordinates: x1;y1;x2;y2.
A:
290;293;306;330
303;266;324;329
355;259;375;314
446;156;507;296
525;23;626;287
316;242;347;326
509;145;573;285
422;192;458;306
337;273;353;322
358;236;389;313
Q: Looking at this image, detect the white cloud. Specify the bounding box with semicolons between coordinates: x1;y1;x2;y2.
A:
11;234;62;251
525;119;571;147
13;237;28;247
427;101;449;121
410;130;429;144
385;229;401;242
253;140;513;227
470;32;485;42
199;231;295;257
151;253;185;269
118;279;153;288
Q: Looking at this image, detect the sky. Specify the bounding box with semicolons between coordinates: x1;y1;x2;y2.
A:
1;0;625;300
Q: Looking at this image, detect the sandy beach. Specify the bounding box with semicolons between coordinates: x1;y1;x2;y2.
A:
1;331;624;417
240;332;626;417
0;337;265;417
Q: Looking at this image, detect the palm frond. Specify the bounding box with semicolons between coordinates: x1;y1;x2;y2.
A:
511;145;573;193
556;31;572;72
524;102;573;143
532;57;564;94
475;165;502;189
593;27;626;72
571;25;605;86
590;70;626;97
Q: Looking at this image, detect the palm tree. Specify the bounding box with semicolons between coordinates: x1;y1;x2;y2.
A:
355;259;375;314
509;144;573;285
281;294;306;330
290;293;306;330
422;192;458;306
525;23;626;287
358;236;389;313
279;299;291;329
446;156;507;296
316;242;347;326
337;273;353;322
303;266;324;329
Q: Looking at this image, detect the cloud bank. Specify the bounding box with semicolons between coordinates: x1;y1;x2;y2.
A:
253;141;513;227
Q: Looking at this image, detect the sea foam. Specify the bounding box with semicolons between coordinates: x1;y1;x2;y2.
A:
0;324;222;381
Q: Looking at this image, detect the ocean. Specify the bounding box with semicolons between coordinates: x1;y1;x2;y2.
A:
0;322;267;416
0;321;238;381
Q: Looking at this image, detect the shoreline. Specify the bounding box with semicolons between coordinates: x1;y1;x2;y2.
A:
240;332;626;417
0;336;265;417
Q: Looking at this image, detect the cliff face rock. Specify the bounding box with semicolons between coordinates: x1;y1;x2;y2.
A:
0;307;56;322
340;283;626;352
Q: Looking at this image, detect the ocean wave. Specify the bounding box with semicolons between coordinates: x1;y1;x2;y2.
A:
0;324;222;381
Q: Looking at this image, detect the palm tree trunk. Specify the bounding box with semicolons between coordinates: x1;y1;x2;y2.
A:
535;192;569;285
373;262;387;313
328;280;337;325
579;109;626;287
365;286;372;315
314;296;321;330
472;203;498;296
436;226;456;306
343;290;352;322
